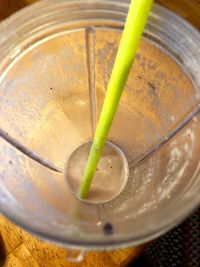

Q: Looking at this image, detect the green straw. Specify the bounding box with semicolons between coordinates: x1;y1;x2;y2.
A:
79;0;154;199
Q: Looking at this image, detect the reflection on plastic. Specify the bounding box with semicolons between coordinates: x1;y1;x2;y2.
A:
66;249;85;263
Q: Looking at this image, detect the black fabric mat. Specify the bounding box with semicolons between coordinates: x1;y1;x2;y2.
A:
129;207;200;267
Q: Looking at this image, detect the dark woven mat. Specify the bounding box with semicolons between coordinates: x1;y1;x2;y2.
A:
131;207;200;267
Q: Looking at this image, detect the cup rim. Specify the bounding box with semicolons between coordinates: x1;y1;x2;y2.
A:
0;0;199;250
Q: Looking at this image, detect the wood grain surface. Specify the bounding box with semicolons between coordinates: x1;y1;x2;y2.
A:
0;216;145;267
157;0;200;30
0;0;199;266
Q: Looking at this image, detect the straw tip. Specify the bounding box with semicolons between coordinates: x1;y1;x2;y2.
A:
79;188;88;200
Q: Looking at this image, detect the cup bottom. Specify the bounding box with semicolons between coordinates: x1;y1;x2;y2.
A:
66;141;129;204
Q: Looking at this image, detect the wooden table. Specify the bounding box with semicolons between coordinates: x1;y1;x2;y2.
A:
0;0;199;266
0;215;146;267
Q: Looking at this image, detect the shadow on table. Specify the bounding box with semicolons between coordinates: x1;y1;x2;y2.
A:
0;234;6;267
0;0;30;21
